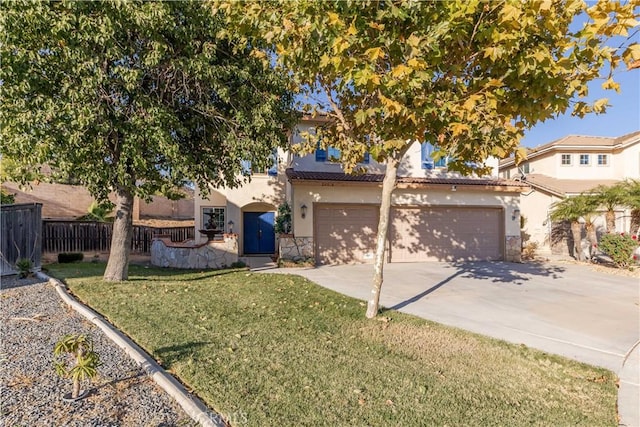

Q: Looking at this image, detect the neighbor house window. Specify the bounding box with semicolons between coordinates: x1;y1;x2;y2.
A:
561;154;571;165
503;169;510;179
579;154;590;165
202;207;225;231
597;154;608;166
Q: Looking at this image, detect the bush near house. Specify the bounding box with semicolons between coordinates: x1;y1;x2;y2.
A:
599;233;639;269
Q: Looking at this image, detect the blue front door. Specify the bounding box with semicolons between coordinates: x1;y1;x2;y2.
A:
243;212;275;254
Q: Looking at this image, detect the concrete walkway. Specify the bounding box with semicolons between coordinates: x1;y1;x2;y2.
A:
264;261;639;426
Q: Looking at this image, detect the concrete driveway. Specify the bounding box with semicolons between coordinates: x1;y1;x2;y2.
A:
264;260;639;426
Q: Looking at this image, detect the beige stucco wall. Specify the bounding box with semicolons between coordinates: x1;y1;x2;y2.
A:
617;142;640;179
194;148;289;247
292;183;521;239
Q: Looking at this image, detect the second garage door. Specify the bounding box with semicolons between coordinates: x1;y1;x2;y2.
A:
315;204;378;265
389;207;503;262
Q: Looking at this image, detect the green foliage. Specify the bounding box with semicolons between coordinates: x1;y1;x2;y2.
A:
550;194;599;222
58;253;84;263
1;1;296;280
1;1;295;199
217;0;639;173
1;189;15;205
77;201;114;222
599;233;640;269
274;201;292;234
53;334;101;399
15;258;32;278
230;260;247;269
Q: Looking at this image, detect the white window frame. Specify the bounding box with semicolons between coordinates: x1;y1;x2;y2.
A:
579;154;590;166
201;206;226;231
561;154;572;166
597;154;609;166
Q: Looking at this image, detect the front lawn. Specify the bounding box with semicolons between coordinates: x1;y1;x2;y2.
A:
47;263;617;426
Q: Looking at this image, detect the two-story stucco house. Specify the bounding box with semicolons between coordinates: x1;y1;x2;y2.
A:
499;131;640;253
194;116;526;265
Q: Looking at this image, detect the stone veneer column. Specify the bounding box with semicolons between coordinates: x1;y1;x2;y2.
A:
505;235;522;262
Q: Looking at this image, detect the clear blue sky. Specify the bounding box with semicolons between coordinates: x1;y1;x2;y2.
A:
520;66;640;148
521;10;640;148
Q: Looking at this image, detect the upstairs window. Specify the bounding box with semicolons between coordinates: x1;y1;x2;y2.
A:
315;139;341;162
561;154;571;165
421;142;448;169
579;154;590;165
241;149;278;176
597;154;608;166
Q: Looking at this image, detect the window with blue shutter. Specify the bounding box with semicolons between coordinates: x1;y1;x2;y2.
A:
267;149;278;176
241;160;252;176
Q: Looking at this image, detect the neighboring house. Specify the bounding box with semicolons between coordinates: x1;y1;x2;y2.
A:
2;181;194;221
195;116;526;264
499;131;640;253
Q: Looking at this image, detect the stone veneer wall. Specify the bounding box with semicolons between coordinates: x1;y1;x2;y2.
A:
151;235;238;269
505;235;521;262
279;235;313;261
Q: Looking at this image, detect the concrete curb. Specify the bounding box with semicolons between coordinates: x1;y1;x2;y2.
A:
38;272;224;427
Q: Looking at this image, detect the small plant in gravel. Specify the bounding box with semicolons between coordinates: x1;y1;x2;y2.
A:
54;334;101;401
598;233;640;269
15;258;32;278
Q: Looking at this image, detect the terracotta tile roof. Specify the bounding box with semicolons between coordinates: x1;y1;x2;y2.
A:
285;169;526;188
523;173;619;196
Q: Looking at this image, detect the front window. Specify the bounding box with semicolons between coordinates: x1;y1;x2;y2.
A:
597;154;608;166
202;207;225;231
240;149;278;176
561;154;571;165
580;154;590;165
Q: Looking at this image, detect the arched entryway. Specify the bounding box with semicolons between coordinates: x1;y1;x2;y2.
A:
242;202;276;255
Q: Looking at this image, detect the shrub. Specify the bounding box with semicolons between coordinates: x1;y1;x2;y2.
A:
521;241;538;261
230;261;247;269
58;253;84;263
15;258;32;278
599;233;639;269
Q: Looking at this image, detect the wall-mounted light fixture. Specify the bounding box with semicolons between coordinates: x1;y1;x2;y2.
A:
512;209;520;221
227;220;234;233
451;185;457;192
300;204;308;219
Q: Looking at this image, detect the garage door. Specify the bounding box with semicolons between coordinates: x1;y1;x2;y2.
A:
389;207;503;262
315;204;378;265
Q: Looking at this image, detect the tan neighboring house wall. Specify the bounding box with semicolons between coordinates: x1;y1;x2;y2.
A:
3;181;194;221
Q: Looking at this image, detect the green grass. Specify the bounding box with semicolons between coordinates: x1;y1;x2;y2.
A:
47;262;618;426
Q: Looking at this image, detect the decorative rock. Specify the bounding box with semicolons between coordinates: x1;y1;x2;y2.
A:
151;236;238;269
279;236;313;261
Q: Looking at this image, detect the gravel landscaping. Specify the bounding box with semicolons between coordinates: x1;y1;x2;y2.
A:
0;275;196;427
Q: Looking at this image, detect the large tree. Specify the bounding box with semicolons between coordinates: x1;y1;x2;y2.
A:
1;1;296;280
217;0;639;317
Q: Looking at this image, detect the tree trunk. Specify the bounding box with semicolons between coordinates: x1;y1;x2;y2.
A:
630;209;640;235
72;346;84;398
103;187;134;281
585;221;598;259
366;153;402;319
570;220;583;262
605;210;616;233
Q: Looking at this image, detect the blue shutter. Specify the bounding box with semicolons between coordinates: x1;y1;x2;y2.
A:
421;143;434;169
315;139;327;162
363;152;370;164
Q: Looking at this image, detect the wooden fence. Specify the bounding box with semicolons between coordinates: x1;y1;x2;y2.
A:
42;221;194;254
1;203;43;275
